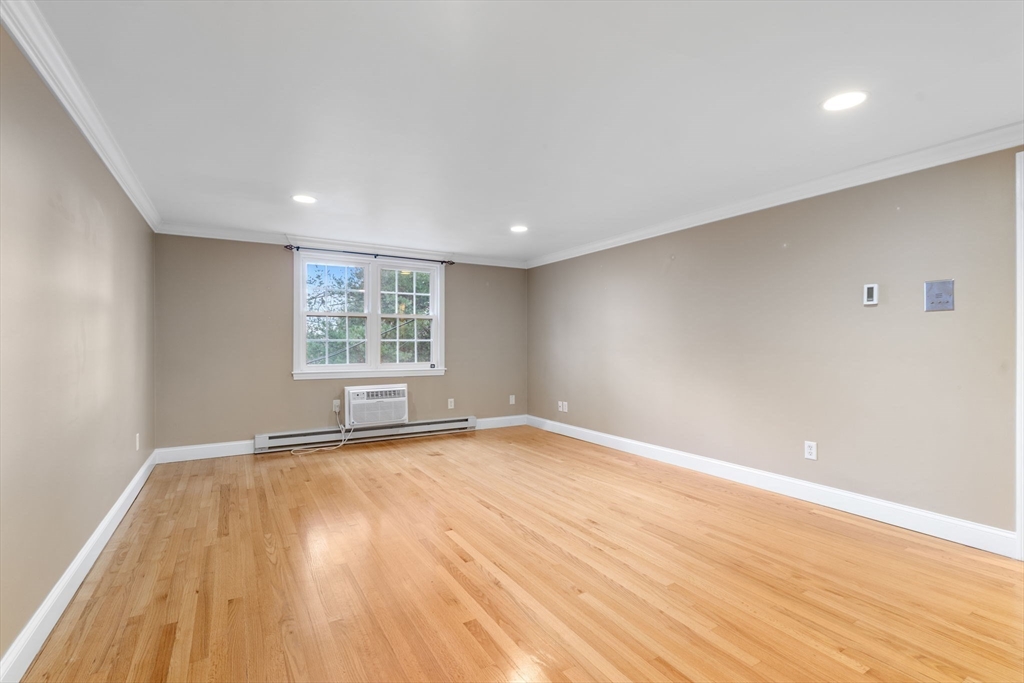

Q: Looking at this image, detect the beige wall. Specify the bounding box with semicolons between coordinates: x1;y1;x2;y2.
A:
0;28;155;653
529;148;1021;530
0;9;1016;656
154;235;527;446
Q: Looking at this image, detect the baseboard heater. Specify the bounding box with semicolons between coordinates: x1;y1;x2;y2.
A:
254;416;477;453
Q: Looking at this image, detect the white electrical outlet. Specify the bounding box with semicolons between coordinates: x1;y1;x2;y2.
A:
557;401;563;412
135;433;140;452
805;441;817;460
332;399;341;413
448;398;455;409
509;394;515;405
563;401;568;413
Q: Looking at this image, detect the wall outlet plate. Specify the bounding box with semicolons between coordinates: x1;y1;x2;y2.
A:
332;399;341;413
509;394;515;405
557;401;564;412
804;441;817;460
924;279;954;311
448;398;455;409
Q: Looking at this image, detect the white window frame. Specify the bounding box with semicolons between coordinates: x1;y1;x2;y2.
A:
292;250;445;380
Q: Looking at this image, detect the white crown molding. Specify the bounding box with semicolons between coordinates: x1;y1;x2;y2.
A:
4;0;1019;271
162;119;1020;270
156;222;291;246
157;222;528;269
526;122;1024;269
0;0;161;230
526;417;1020;559
0;451;158;683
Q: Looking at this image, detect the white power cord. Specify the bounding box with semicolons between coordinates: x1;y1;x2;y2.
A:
290;407;352;456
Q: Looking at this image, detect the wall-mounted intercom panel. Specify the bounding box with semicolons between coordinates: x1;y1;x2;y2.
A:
924;279;954;312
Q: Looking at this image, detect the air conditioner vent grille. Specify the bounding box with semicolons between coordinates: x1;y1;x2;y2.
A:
345;383;410;429
366;388;405;400
352;399;406;425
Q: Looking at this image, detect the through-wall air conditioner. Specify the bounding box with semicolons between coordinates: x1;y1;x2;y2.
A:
344;383;409;428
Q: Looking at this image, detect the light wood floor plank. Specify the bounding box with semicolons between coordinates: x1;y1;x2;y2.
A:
23;426;1024;682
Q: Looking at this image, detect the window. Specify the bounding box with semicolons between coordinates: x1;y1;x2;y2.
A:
293;251;444;379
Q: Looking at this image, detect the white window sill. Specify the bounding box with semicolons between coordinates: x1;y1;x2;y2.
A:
293;368;447;380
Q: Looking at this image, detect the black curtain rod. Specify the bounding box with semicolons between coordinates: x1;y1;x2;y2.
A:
285;244;454;265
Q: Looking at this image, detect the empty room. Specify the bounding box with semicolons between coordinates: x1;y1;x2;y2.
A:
1;1;1022;682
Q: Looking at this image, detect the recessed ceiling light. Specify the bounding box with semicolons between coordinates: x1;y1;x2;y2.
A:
292;194;317;204
510;225;528;233
822;91;868;111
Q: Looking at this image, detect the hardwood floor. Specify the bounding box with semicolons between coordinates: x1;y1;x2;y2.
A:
25;426;1023;682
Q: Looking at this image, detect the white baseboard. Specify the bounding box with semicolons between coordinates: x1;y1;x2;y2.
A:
151;418;531;463
3;418;1013;683
153;439;254;463
150;419;533;460
526;416;1020;560
476;414;528;430
0;451;158;683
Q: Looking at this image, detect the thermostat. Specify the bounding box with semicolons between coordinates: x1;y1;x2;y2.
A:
863;284;879;306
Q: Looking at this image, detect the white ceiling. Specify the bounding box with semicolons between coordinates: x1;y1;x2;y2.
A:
19;1;1024;266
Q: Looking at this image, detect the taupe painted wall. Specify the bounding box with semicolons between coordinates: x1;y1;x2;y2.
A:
0;8;1016;657
154;235;527;446
529;148;1021;530
0;28;155;653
